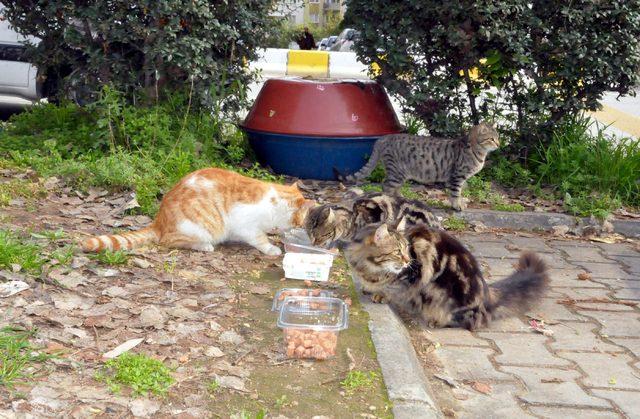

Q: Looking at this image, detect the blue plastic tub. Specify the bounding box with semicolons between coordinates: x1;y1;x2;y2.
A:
245;128;380;180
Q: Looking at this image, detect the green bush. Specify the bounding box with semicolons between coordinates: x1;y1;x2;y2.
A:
2;0;277;107
533;115;640;208
347;0;640;149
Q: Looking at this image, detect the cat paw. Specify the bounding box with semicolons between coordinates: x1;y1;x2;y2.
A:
371;293;387;304
450;197;467;211
261;245;282;256
192;243;215;252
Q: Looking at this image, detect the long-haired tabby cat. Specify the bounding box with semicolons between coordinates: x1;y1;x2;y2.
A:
345;223;549;330
335;122;500;210
304;192;439;248
82;168;315;255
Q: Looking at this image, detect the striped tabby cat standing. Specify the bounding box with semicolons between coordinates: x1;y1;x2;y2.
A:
336;122;500;210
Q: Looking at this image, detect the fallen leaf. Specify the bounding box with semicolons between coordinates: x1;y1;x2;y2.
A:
132;258;152;269
529;319;554;336
103;338;145;359
589;236;616;244
577;272;592;281
541;378;564;384
433;374;458;388
0;280;30;297
249;284;270;295
609;377;617;385
469;381;492;395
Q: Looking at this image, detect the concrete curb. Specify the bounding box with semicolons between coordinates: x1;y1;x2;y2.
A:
433;208;640;238
351;274;441;419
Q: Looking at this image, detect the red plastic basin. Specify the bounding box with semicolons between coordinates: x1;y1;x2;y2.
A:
242;78;402;137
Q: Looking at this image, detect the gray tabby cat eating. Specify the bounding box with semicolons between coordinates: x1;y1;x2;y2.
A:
336;121;500;211
304;192;440;249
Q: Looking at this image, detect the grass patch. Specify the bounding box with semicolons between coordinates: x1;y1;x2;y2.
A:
424;198;450;209
96;352;174;397
49;245;76;266
0;88;280;216
563;192;621;219
493;202;525;212
534;116;639;208
231;410;267;419
90;249;130;266
341;370;379;395
31;229;66;241
443;216;467;231
0;327;53;389
0;230;44;273
208;379;221;394
399;183;421;200
366;163;386;183
361;183;383;193
0;179;46;207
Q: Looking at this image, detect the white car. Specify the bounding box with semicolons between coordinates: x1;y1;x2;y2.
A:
0;8;40;105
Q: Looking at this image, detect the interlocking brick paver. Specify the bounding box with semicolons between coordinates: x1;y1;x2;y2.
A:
561;352;640;390
478;332;570;367
550;322;624;353
577;262;635;279
555;245;611;263
482;316;529;333
591;389;640;418
548;268;607;288
454;383;533;419
425;328;490;347
501;366;612;408
506;236;554;253
435;347;513;381
530;298;590;322
609;338;640;358
595;243;640;258
609;256;640;273
591;277;640;290
464;241;519;259
528;406;620;418
613;288;640;301
571;302;636;311
577;311;640;337
552;287;614;300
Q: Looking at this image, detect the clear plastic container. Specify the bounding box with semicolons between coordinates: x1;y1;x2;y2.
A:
283;229;338;256
271;288;336;311
277;296;349;359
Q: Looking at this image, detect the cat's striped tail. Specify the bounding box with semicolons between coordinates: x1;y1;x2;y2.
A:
333;138;383;183
488;252;550;318
82;226;159;252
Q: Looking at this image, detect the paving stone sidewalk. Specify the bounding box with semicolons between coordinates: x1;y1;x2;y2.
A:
424;232;640;418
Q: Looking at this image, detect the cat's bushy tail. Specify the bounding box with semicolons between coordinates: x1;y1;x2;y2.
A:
488;252;549;318
333;139;383;183
82;226;159;252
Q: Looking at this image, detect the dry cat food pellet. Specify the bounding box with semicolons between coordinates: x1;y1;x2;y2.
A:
284;328;338;360
277;289;324;301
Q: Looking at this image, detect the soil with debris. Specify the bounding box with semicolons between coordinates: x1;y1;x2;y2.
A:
0;171;391;418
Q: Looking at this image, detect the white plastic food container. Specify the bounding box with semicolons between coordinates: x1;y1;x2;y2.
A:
277;296;349;360
282;229;337;282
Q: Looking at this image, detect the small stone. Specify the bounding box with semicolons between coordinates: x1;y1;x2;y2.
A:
139;306;166;329
129;399;161;417
582;225;600;237
602;220;614;233
368;405;377;411
209;321;222;331
102;286;128;298
180;298;198;308
215;375;246;391
132;258;152;269
552;225;570;236
205;346;225;358
219;330;244;345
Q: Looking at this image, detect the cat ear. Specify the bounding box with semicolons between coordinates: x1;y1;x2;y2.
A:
373;224;390;244
395;216;407;232
326;207;336;223
290;180;305;190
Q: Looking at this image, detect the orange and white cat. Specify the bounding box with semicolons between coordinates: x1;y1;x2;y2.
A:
82;168;315;255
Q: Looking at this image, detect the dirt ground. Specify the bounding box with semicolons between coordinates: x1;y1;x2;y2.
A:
0;173;391;418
